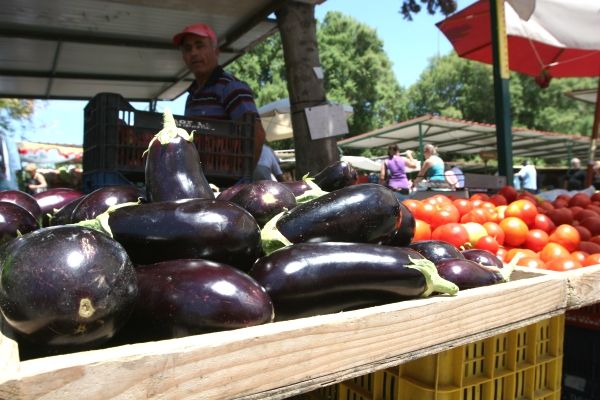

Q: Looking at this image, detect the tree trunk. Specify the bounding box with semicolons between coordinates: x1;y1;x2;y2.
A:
276;2;339;177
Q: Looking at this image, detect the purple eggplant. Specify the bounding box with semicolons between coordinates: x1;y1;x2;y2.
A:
0;190;42;223
261;183;401;254
145;109;213;202
384;201;415;247
249;242;458;320
124;259;273;341
0;202;39;243
49;195;86;226
34;188;84;227
281;180;312;196
0;225;138;353
216;183;248;202
435;258;506;290
229;180;297;226
82;198;262;271
408;240;465;264
70;185;142;223
313;161;358;192
461;249;504;269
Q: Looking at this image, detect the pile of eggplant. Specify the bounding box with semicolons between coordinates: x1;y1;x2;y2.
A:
0;110;510;358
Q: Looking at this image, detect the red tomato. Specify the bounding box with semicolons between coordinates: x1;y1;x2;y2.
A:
505;199;538;227
516;256;546;269
533;214;556;234
499;217;529;247
583;253;600;267
413;219;432;242
496;247;508;262
539;242;571;263
470;193;490;202
483;221;505;246
548;224;581;252
489;194;507;206
431;223;469;248
460;208;491;224
570;251;589;264
474;235;500;254
523;229;549;252
495;205;507;220
452;198;473;217
402;199;421;216
545;257;582;272
498;185;518;203
505;248;537;263
417;201;459;230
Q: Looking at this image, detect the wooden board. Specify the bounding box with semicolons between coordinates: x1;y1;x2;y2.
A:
0;272;566;400
564;264;600;309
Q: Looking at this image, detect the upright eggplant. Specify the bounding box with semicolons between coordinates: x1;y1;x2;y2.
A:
80;198;261;271
145;108;213;202
70;185;142;223
249;242;458;321
313;161;358;192
229;180;297;226
0;225;138;353
124;259;274;341
261;183;401;255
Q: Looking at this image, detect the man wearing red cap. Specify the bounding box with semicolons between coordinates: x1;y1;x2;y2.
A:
173;23;265;177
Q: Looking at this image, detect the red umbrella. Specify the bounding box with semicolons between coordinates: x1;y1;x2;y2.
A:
437;0;600;80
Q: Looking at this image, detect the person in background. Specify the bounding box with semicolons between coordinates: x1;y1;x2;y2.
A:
172;23;265;171
253;144;284;182
565;157;586;190
413;143;445;188
593;160;600;190
24;163;47;194
515;160;538;193
379;144;416;194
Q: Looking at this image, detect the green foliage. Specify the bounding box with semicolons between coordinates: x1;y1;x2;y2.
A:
401;0;457;20
0;99;34;133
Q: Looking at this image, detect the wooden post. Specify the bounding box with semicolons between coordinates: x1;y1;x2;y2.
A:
276;2;339;177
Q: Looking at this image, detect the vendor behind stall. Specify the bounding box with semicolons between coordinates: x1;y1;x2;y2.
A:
173;23;265;180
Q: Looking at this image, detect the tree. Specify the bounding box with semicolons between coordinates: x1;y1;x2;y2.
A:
400;0;457;20
0;99;34;134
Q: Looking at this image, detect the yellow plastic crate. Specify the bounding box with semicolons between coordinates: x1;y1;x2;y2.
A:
305;315;564;400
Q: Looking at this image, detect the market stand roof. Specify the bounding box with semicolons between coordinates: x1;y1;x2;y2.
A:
338;114;591;163
0;0;320;101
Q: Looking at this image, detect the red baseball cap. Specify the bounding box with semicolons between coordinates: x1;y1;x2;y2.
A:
172;23;217;47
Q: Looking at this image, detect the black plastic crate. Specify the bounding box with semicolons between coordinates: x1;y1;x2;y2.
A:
82;170;144;193
561;325;600;400
82;93;255;186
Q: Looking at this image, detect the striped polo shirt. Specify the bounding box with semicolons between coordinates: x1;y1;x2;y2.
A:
184;66;259;120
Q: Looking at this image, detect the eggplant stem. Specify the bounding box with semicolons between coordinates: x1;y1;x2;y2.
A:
143;108;193;157
75;200;140;237
405;257;459;297
295;178;329;204
260;211;293;255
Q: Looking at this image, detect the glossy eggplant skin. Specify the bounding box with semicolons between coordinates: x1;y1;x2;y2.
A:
0;202;39;244
384;201;415;247
0;190;42;223
229;181;297;226
49;195;86;226
107;199;261;271
436;258;503;290
0;226;138;352
408;240;464;264
313;161;358;192
461;249;504;269
216;183;248;202
126;259;273;340
281;180;311;197
71;185;143;223
250;242;431;321
34;188;84;227
145;135;214;202
276;183;401;245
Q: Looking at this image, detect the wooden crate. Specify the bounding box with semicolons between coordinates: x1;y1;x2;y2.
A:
1;266;574;400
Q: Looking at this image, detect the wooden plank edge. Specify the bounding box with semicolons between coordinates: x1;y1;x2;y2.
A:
563;264;600;309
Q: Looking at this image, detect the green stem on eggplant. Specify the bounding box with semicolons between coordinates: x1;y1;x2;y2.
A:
260;211;293;255
405;257;459;297
143;108;193;157
294;176;329;204
75;201;141;237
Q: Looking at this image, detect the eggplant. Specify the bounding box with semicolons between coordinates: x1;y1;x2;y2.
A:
34;188;84;226
435;258;507;290
49;195;86;226
249;242;458;320
124;259;273;341
81;198;261;271
0;202;39;244
384;201;415;247
408;240;465;264
216;183;248;202
0;190;42;223
229;180;297;226
261;183;401;255
0;225;138;353
281;180;311;196
313;161;358;192
461;249;504;269
70;185;142;223
145;109;213;202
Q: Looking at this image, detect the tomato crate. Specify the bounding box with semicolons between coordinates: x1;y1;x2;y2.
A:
83;93;255;187
305;315;564;400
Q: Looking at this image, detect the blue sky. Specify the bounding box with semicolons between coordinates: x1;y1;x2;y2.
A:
21;0;476;146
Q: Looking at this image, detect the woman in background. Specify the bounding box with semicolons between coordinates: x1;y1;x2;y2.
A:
24;163;48;194
379;144;416;194
413;144;445;188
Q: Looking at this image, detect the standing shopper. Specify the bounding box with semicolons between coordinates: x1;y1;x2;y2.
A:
173;23;265;172
253;144;284;182
379;144;416;194
515;160;538;193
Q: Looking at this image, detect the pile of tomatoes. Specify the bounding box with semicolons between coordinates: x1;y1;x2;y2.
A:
402;186;600;271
